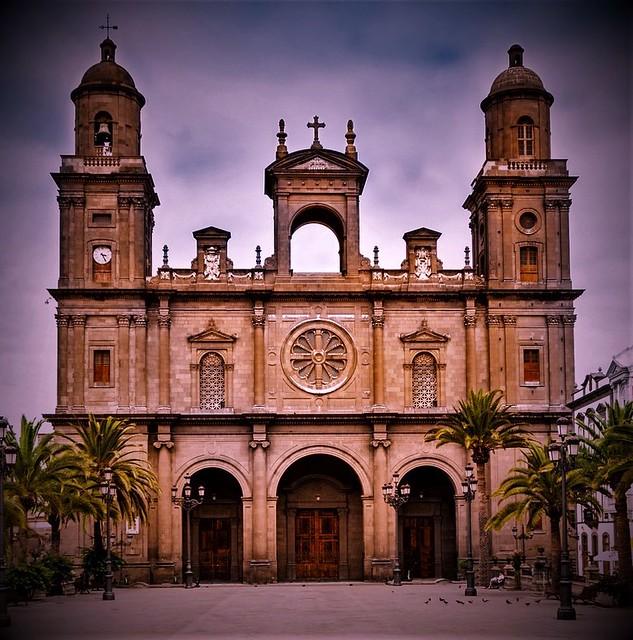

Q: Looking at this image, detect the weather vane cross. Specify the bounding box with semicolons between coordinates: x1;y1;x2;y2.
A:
307;115;326;149
99;14;118;39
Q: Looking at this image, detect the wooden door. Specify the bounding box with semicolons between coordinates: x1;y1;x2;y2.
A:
295;510;339;580
403;516;435;579
199;518;231;581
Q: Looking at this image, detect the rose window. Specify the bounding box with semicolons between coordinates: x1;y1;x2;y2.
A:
282;320;356;394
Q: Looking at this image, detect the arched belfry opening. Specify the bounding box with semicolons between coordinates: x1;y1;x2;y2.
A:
399;466;457;579
184;468;244;582
290;206;345;273
276;454;364;581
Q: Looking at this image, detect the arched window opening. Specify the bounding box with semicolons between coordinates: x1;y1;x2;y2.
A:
412;352;438;408
517;116;534;156
519;246;538;282
199;352;225;410
94;111;113;155
291;223;341;273
602;533;610;551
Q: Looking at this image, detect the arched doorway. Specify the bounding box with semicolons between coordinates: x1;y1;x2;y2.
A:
276;454;363;581
399;466;457;580
185;468;243;582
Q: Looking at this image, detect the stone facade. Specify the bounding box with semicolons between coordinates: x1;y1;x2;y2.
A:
49;42;580;583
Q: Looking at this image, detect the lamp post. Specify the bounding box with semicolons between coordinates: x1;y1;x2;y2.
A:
99;467;117;601
0;417;17;627
548;416;579;621
171;475;205;588
382;472;410;586
461;464;478;596
512;524;533;563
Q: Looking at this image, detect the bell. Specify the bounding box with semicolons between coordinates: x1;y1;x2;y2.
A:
96;122;112;145
97;122;110;135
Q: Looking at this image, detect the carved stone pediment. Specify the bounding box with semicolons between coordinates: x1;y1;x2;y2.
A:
399;321;450;344
292;156;348;171
188;322;237;344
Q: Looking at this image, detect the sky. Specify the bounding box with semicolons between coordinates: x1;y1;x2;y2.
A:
0;0;630;429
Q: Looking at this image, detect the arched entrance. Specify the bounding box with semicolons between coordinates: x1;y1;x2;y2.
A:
276;454;363;581
399;466;457;580
186;468;243;582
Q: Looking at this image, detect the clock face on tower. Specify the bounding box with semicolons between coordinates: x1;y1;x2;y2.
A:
93;246;112;264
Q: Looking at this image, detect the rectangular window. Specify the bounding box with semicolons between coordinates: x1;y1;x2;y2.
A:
520;246;538;282
523;349;540;384
93;350;111;385
91;212;113;226
518;124;534;156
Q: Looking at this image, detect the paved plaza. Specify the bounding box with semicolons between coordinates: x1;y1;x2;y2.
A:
6;582;631;640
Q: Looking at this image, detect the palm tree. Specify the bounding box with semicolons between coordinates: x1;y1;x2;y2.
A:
4;417;84;558
580;401;633;588
425;389;530;584
63;416;159;553
487;441;600;591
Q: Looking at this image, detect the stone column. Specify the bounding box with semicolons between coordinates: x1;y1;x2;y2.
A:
134;315;148;410
502;315;517;404
117;315;131;410
562;315;577;403
55;314;70;410
372;303;385;408
249;434;271;582
371;436;391;580
152;432;175;583
487;314;503;393
117;196;131;281
252;304;266;408
131;197;146;283
500;199;513;282
464;306;477;392
70;197;85;286
71;315;86;409
158;314;171;411
57;197;71;286
547;316;563;406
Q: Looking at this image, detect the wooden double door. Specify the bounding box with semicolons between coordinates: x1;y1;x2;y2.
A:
199;518;231;581
402;516;435;579
295;509;339;580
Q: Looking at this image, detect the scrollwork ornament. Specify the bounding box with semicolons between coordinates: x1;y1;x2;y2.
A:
371;439;391;449
249;440;270;449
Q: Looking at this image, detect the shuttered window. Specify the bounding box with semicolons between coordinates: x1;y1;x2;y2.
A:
523;349;540;383
94;350;111;385
520;246;538;282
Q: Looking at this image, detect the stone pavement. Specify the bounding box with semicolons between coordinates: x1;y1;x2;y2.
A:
5;582;631;640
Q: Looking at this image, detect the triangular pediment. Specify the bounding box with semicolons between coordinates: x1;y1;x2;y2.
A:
291;155;348;171
188;322;237;344
400;321;449;344
403;227;442;241
606;360;627;378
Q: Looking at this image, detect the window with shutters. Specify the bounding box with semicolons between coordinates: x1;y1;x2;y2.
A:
517;116;534;156
522;348;541;384
93;349;111;386
519;246;538;282
199;352;225;410
412;352;438;408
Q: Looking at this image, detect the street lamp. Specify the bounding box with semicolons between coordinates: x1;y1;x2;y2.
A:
461;464;478;597
512;524;533;563
171;475;205;588
99;466;117;601
548;416;579;621
0;417;17;627
382;472;410;586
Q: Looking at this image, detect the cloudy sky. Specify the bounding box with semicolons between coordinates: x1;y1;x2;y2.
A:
0;1;630;428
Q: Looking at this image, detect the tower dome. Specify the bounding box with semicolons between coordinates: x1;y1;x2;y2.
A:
70;38;145;156
480;45;554;161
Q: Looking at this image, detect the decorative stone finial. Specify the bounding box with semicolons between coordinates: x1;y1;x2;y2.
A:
307;115;325;149
276;119;288;159
162;244;169;267
508;44;524;68
255;245;262;267
373;245;380;267
464;246;471;269
345;119;357;159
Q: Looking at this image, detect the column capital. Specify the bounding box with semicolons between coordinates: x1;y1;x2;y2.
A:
55;314;70;327
134;314;148;327
502;315;516;326
117;314;132;327
546;315;561;325
153;440;174;450
118;195;133;207
71;314;87;326
371;314;385;328
371;439;391;449
463;314;477;328
158;314;171;328
252;315;266;328
486;314;503;326
562;314;577;326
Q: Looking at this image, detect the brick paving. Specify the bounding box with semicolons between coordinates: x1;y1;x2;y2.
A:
5;582;631;640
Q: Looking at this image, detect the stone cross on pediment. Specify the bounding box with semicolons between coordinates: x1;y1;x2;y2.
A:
307;115;326;149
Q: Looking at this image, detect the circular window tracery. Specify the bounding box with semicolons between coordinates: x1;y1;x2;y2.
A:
282;320;356;394
515;210;541;235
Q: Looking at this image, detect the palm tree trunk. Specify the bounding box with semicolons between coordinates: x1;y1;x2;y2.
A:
613;487;633;582
549;515;561;593
476;462;491;585
48;514;61;555
93;520;104;554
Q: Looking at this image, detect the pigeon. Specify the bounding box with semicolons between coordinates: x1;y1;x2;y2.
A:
482;598;489;603
516;597;520;602
525;602;530;606
424;598;431;604
468;600;473;604
455;600;465;604
506;599;513;604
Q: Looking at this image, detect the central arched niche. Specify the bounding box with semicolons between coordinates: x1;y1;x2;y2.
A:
276;454;363;581
186;467;243;582
289;206;345;274
399;466;457;580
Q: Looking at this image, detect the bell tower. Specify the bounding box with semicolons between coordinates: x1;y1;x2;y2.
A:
464;45;576;289
264;117;368;277
52;37;159;289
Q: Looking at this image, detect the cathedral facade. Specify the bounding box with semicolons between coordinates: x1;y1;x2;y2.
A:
50;39;579;583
